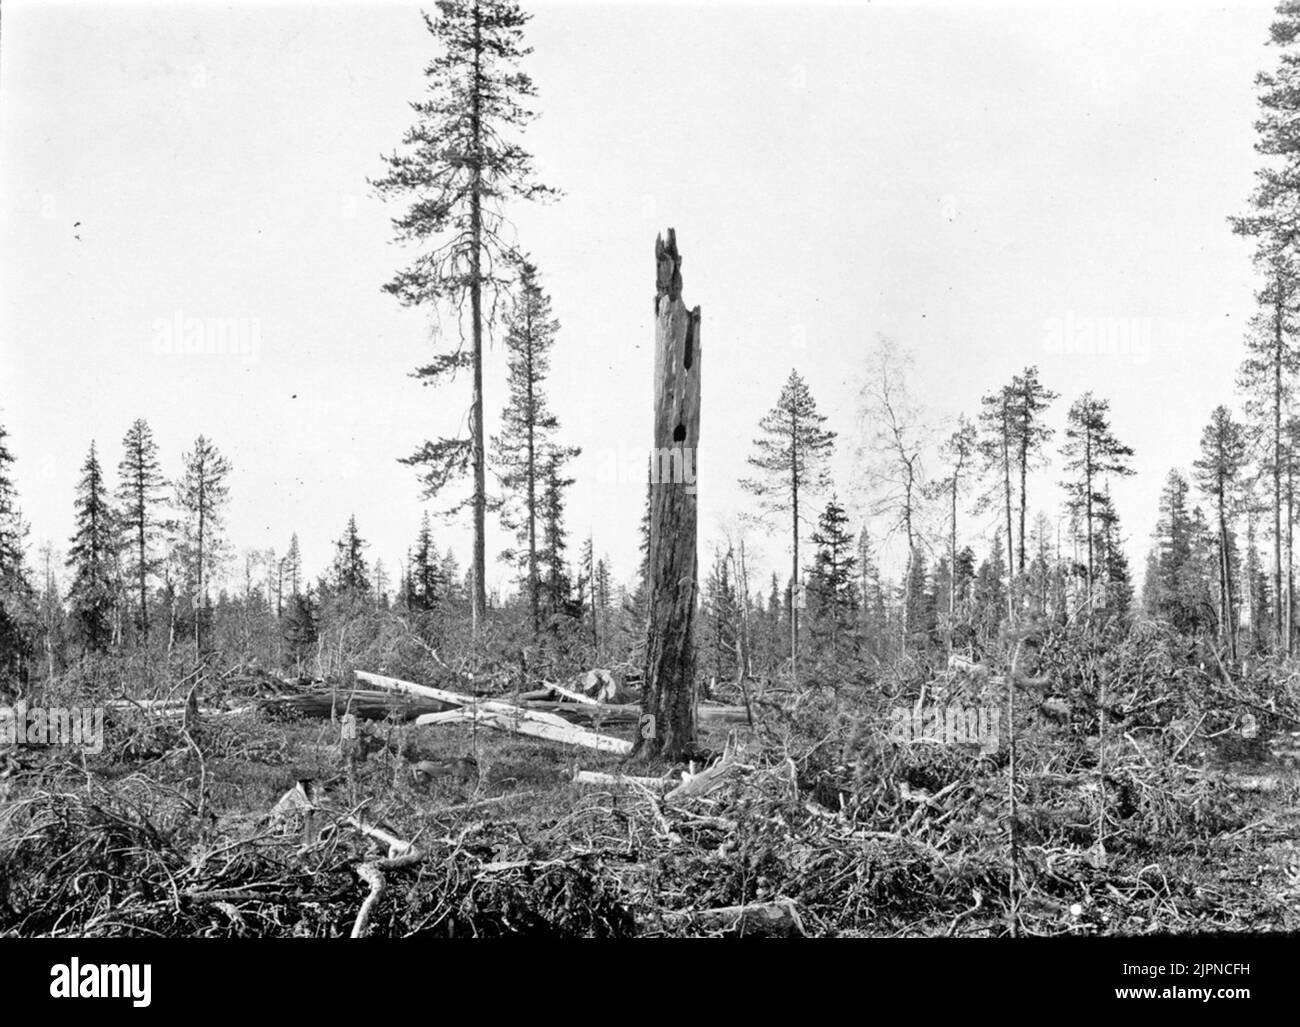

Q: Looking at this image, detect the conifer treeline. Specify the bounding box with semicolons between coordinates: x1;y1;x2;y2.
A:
7;0;1300;691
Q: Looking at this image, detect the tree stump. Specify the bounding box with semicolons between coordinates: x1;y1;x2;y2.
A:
640;229;702;761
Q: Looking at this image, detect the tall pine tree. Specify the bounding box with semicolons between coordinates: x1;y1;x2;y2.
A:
176;435;232;653
116;418;167;642
1009;366;1058;576
1193;406;1249;655
1061;393;1135;611
740;370;836;682
376;0;557;640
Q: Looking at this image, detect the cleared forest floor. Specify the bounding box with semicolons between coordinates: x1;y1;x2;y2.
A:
3;645;1300;938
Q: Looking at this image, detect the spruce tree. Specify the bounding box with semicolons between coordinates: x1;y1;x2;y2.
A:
410;512;441;610
1095;491;1133;618
440;548;464;603
593;553;612;663
1146;470;1214;633
0;419;34;682
701;548;739;684
282;533;303;600
331;515;372;596
538;452;574;622
952;544;977;643
765;572;783;676
973;531;1008;642
490;261;578;636
282;590;317;676
807;495;858;656
903;549;934;649
0;420;24;582
66;443;117;653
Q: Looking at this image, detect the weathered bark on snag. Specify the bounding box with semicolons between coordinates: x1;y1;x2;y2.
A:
640;228;701;761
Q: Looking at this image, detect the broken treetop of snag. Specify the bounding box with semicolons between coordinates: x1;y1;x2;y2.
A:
656;228;683;302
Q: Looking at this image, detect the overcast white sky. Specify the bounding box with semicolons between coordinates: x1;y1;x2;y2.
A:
0;0;1276;598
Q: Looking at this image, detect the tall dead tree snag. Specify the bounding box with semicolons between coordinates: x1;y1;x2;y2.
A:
639;229;702;761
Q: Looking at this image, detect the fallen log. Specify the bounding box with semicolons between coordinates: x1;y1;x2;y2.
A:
96;699;258;719
416;707;633;755
258;688;454;721
539;680;600;706
696;703;752;727
361;669;636;754
361;670;619;733
357;670;541;719
521;701;642;727
572;769;672;790
415;703;573;731
520;699;750;729
415;709;476;726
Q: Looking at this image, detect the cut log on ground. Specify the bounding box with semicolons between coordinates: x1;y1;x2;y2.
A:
539;680;600;706
360;669;632;752
520;699;750;730
258;688;455;721
357;670;554;721
415;707;633;755
520;701;642;727
572;769;672;790
364;670;626;738
90;699;256;718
